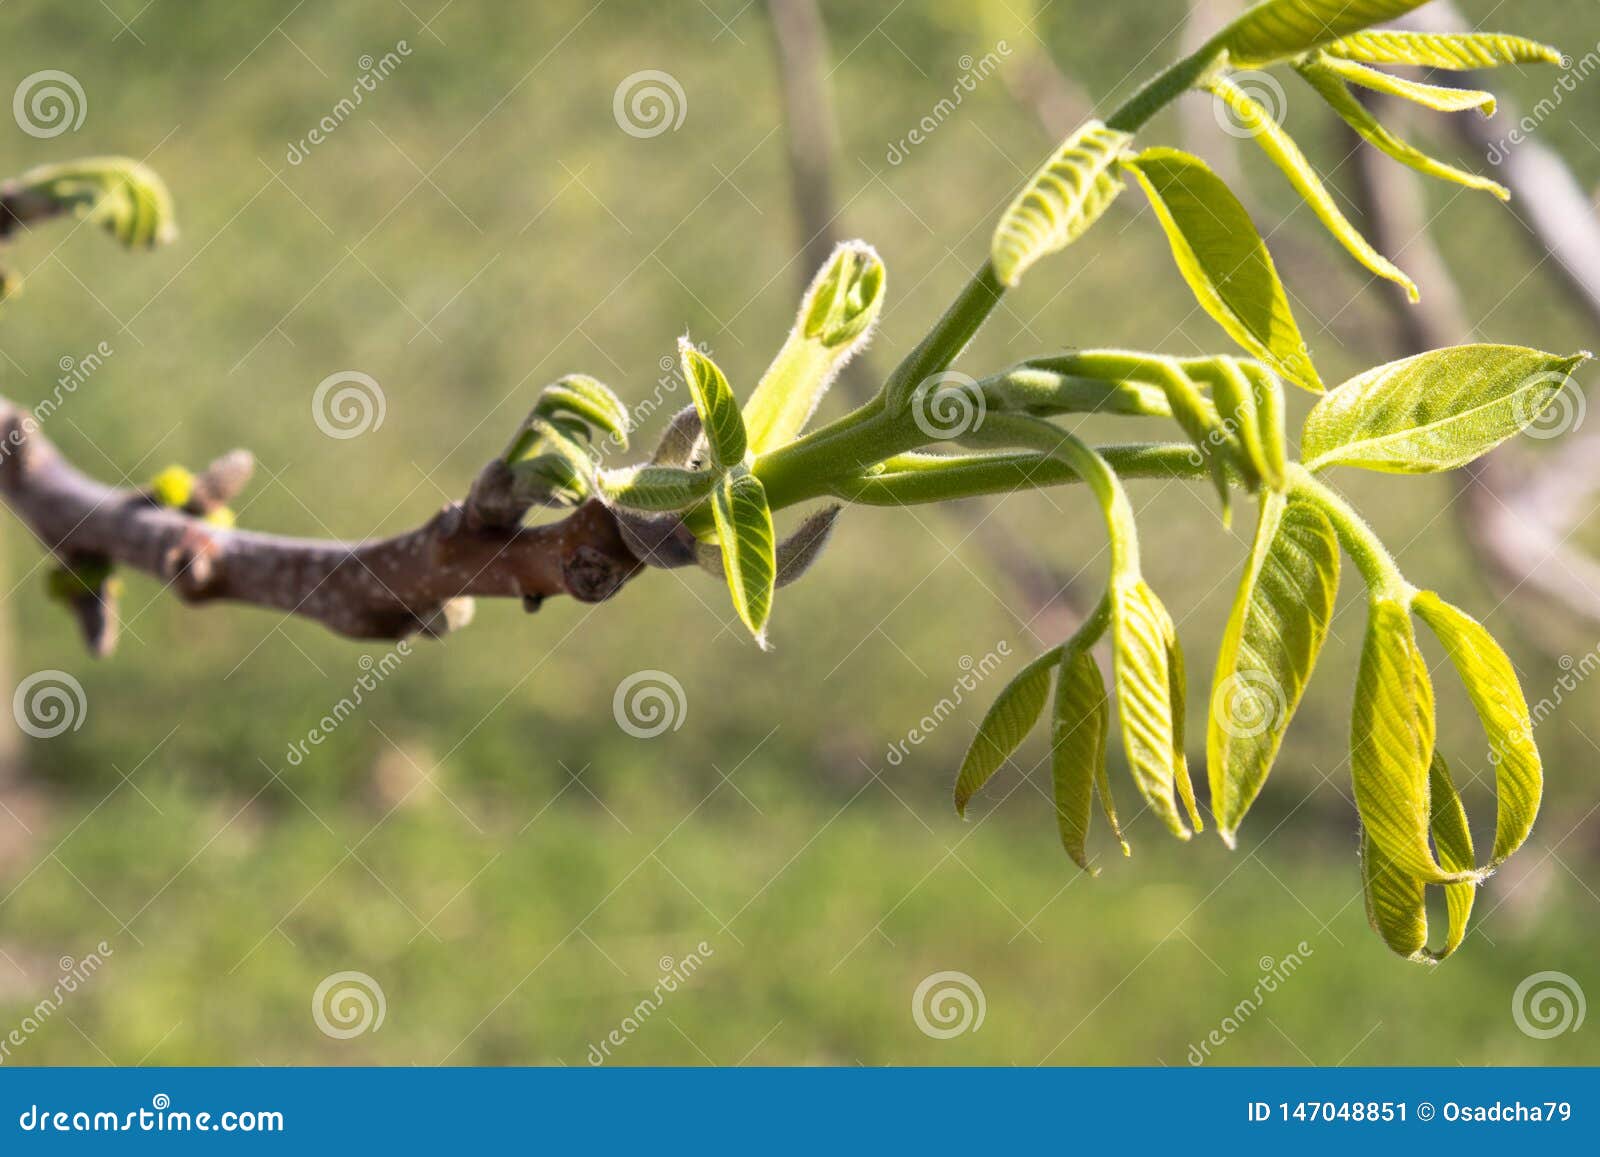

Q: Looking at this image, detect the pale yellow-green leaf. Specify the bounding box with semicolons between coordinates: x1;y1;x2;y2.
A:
710;470;776;647
1425;752;1477;962
1156;593;1203;832
743;241;885;455
1051;645;1111;871
1324;30;1563;70
1297;58;1508;201
1209;76;1417;301
1361;826;1426;958
535;374;631;448
1303;345;1590;474
1208;493;1339;844
1413;591;1541;864
991;119;1132;286
1217;0;1432;68
598;464;717;512
680;339;748;470
1351;599;1478;885
1112;579;1190;839
1120;148;1323;393
15;157;177;248
954;648;1059;815
1313;54;1496;115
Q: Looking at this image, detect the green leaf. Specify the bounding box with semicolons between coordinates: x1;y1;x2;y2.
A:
1413;591;1541;864
1361;752;1478;962
991;119;1132;287
1302;345;1590;474
503;415;597;507
1216;0;1432;68
1158;594;1203;833
1052;644;1114;872
1112;578;1191;839
709;470;776;646
1296;58;1508;201
1312;54;1496;115
1324;30;1563;69
14;157;177;248
1208;76;1417;301
680;339;748;470
598;464;717;512
534;375;631;449
1351;598;1479;885
1208;493;1339;845
1120;148;1323;393
743;241;885;455
955;648;1059;816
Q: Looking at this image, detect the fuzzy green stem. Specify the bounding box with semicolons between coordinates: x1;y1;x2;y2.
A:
1288;465;1412;601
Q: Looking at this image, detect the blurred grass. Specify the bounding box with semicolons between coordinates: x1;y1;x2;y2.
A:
0;0;1597;1064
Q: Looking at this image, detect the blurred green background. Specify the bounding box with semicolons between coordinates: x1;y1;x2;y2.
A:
1;0;1597;1065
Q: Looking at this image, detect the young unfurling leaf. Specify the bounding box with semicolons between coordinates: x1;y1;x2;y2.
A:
1208;76;1417;301
1217;0;1432;68
955;648;1059;816
1052;642;1113;872
1426;753;1478;961
991;119;1132;287
1413;591;1541;864
743;242;885;456
709;470;776;647
534;374;631;449
1302;345;1590;474
1112;579;1190;839
1120;148;1323;393
1324;30;1563;70
13;157;178;248
1208;494;1339;845
1312;54;1497;115
598;464;717;512
680;339;748;470
1351;598;1479;886
1296;58;1509;201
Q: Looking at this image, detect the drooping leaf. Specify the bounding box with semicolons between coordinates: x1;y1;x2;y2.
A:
1296;58;1508;201
709;470;776;646
1209;76;1417;301
598;464;717;512
1324;30;1563;70
1351;598;1478;885
13;157;178;248
1156;594;1203;832
1413;591;1541;864
1120;148;1323;393
1303;345;1590;474
679;339;748;470
955;648;1059;816
1052;644;1111;871
1217;0;1432;68
991;119;1132;286
743;242;885;455
1425;752;1478;961
1208;493;1339;844
1361;824;1426;958
1312;54;1496;115
535;375;631;449
1111;579;1190;839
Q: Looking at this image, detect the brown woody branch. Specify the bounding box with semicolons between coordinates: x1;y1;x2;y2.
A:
0;400;647;647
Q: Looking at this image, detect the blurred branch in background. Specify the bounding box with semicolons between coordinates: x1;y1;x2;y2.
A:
764;0;1095;643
